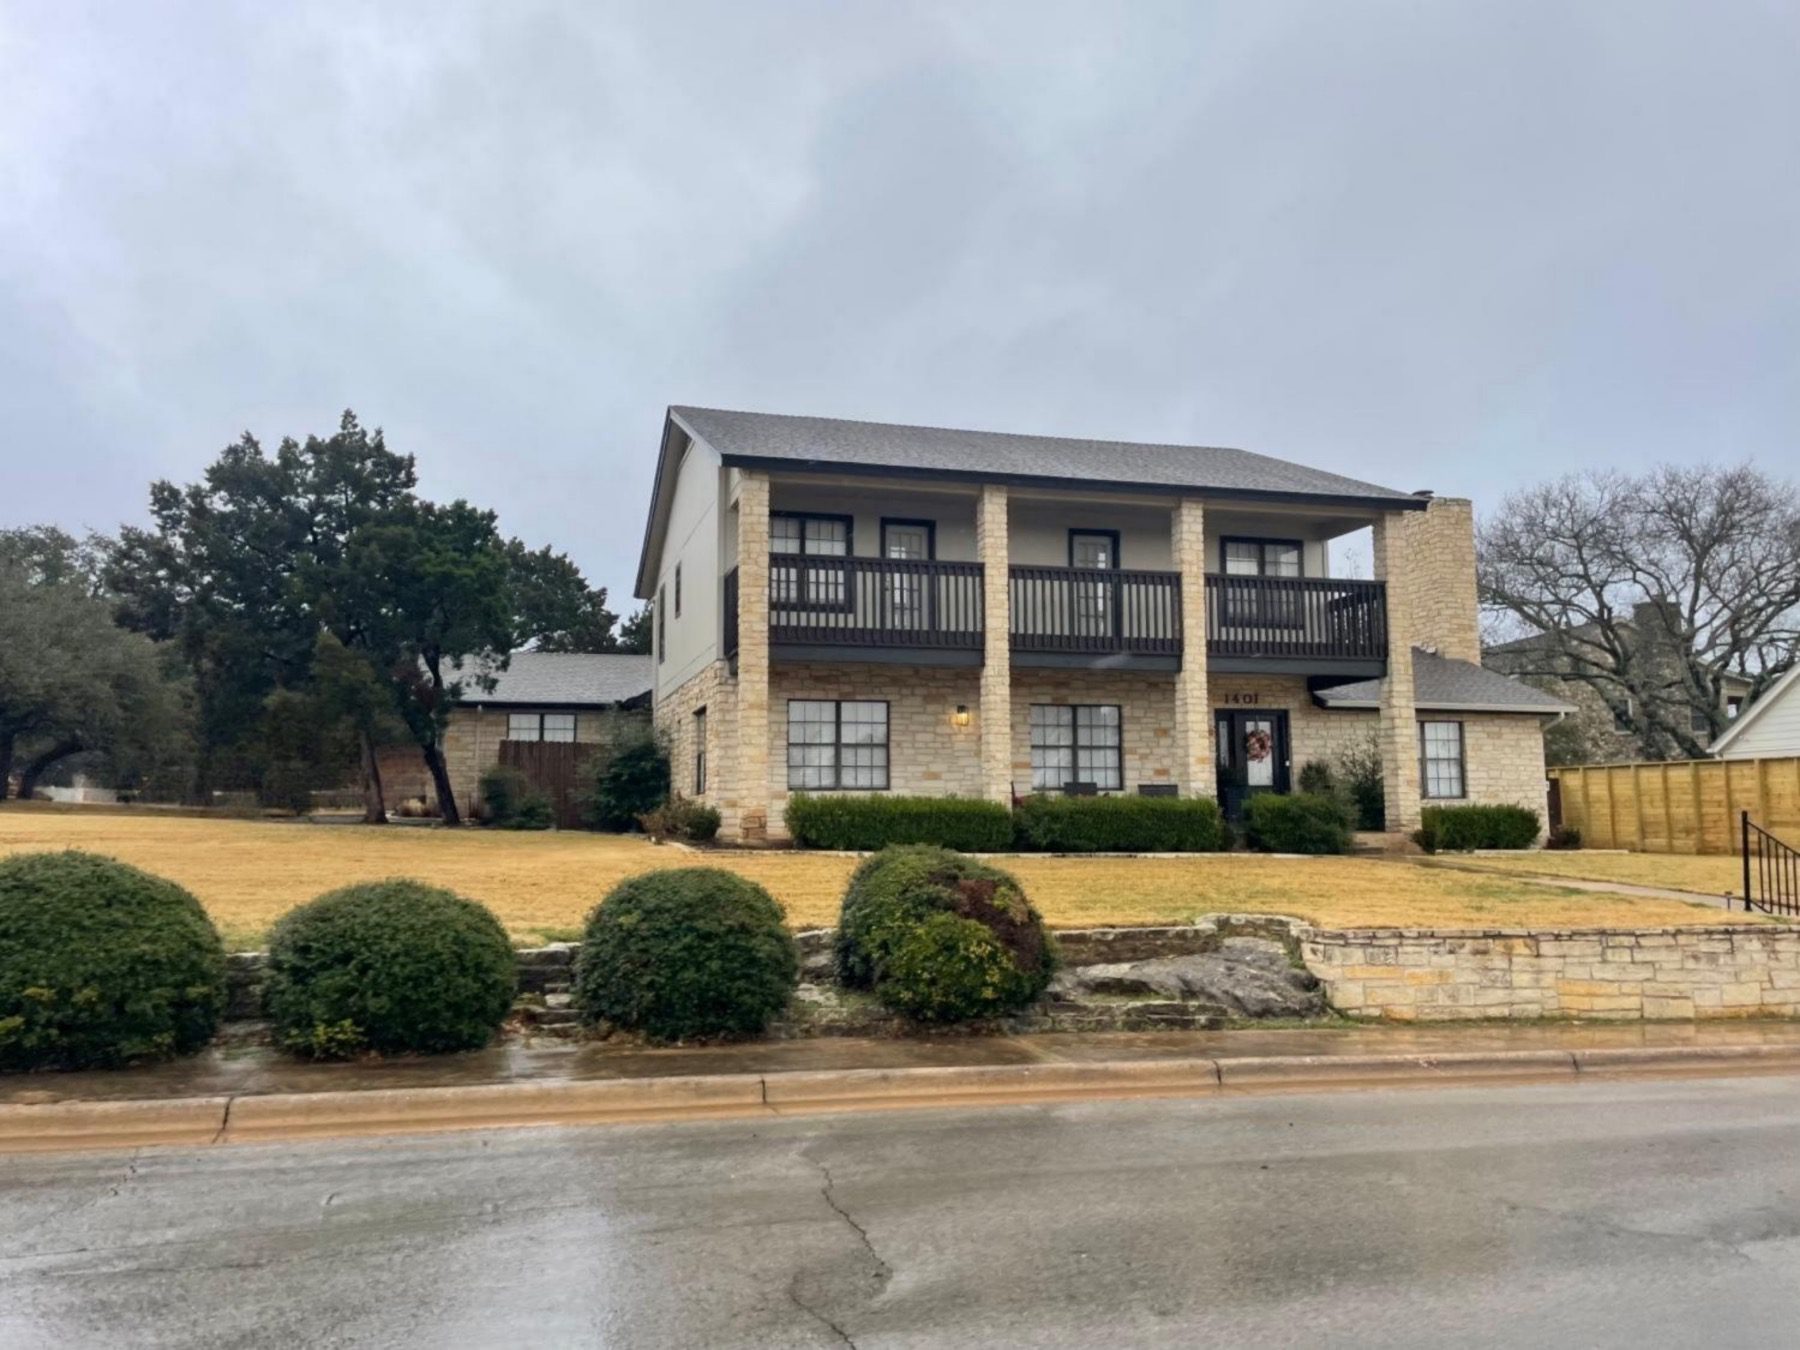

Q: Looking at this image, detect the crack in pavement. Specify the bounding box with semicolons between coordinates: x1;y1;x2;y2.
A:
813;1159;893;1285
788;1279;857;1348
210;1095;236;1146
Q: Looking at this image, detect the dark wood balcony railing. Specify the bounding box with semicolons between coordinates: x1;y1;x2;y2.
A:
1204;574;1387;662
767;555;984;650
724;557;1386;666
1008;565;1181;656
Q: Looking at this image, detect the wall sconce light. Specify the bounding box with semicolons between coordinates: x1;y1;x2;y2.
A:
953;705;971;727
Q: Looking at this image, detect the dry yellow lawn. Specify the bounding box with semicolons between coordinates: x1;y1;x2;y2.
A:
0;809;1741;947
1440;851;1744;898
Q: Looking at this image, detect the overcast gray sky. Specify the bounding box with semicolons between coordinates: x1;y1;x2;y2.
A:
4;1;1797;604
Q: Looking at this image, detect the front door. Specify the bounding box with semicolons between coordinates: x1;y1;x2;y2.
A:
1214;710;1291;821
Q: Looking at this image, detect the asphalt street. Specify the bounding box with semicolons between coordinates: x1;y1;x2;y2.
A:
6;1074;1800;1347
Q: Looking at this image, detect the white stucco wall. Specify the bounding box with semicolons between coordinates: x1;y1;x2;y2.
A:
653;434;725;702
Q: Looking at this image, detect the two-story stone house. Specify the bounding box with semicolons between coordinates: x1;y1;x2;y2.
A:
635;407;1570;844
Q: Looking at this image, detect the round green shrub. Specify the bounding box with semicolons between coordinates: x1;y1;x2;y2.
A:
575;868;797;1041
836;845;1055;1022
0;850;227;1071
581;739;671;831
264;880;517;1058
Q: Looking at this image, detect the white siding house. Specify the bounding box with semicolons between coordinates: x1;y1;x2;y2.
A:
1710;666;1800;760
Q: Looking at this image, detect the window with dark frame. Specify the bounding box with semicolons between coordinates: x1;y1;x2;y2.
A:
787;700;889;790
504;712;577;743
771;511;853;611
1068;530;1120;637
881;518;935;629
1029;704;1123;791
1612;697;1632;732
693;706;707;794
657;586;666;663
674;564;682;617
1220;537;1304;628
1419;720;1466;799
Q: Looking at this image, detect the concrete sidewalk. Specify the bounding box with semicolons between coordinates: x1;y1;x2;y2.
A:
6;1022;1800;1154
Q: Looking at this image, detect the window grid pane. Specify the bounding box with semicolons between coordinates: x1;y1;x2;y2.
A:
541;713;576;743
787;700;888;791
1030;704;1121;791
1421;721;1465;799
506;713;540;742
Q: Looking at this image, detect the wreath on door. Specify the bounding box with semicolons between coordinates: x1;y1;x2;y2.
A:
1245;728;1273;763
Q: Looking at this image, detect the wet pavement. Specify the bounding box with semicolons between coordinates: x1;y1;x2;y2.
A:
9;1019;1800;1105
9;1075;1800;1346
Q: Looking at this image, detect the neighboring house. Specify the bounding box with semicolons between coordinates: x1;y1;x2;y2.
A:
1485;611;1753;765
634;406;1570;844
377;651;653;811
1708;664;1800;761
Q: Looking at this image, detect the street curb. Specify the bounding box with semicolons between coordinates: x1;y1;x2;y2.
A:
6;1045;1800;1154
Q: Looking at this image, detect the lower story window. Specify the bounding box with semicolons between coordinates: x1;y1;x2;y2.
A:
1030;704;1122;791
506;712;577;743
788;700;889;790
1419;720;1465;799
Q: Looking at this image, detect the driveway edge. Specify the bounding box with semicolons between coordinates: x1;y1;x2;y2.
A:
6;1044;1800;1154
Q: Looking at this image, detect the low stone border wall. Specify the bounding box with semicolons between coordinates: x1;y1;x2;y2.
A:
225;918;1800;1030
1305;925;1800;1021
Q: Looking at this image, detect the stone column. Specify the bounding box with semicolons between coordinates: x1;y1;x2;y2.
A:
1372;511;1422;833
734;471;772;841
1172;497;1214;797
976;484;1013;805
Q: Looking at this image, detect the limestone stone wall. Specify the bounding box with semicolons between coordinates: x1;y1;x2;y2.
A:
1393;496;1481;665
654;661;736;829
1009;669;1180;792
764;661;986;838
1307;924;1800;1020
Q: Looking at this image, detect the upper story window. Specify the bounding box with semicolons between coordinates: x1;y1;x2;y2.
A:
1222;538;1302;577
657;585;666;662
506;712;577;743
1612;696;1632;733
674;564;682;617
772;512;853;611
1727;696;1744;719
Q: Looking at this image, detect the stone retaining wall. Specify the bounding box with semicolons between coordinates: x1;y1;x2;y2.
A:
1305;925;1800;1021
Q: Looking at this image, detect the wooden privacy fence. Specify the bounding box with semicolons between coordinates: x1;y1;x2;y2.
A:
1549;757;1800;855
498;741;603;829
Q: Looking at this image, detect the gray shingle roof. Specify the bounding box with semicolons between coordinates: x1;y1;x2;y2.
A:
1315;649;1576;714
669;406;1424;507
447;652;653;707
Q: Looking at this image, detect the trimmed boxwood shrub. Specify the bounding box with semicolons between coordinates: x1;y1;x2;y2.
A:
786;793;1013;852
1244;793;1353;855
1012;794;1226;853
0;851;227;1071
264;880;517;1059
1415;804;1542;853
836;846;1055;1022
575;868;797;1041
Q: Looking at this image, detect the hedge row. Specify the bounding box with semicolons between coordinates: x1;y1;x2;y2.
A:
1415;804;1542;852
1244;793;1354;855
786;793;1227;853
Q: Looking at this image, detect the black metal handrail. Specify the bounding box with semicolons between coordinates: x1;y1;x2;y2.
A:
767;554;984;649
1204;574;1387;662
1742;812;1800;916
1008;565;1181;655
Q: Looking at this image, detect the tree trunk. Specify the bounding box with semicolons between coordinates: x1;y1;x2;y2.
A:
18;738;83;801
422;741;461;825
359;727;389;824
0;732;14;801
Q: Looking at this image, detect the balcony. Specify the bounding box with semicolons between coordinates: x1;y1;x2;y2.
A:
722;558;1386;675
1204;574;1387;675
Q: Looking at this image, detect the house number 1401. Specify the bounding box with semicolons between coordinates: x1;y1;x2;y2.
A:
1225;692;1261;706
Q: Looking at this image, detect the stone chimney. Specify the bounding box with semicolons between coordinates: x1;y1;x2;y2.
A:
1394;495;1481;664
